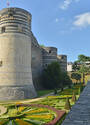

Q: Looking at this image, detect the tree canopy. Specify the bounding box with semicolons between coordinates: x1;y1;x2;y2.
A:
71;73;81;82
78;54;90;63
42;62;72;89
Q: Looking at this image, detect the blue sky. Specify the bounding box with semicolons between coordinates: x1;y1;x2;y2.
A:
0;0;90;62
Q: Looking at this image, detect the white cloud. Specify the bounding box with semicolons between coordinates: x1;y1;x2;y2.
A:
73;12;90;27
59;0;80;10
55;18;59;23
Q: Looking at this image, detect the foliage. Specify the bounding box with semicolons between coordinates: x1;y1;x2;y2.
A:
37;90;54;97
42;62;62;89
78;54;90;62
72;61;80;71
78;87;81;95
61;72;72;88
40;44;45;47
0;105;55;125
0;84;82;125
73;54;90;74
64;98;71;110
42;61;72;89
79;65;90;73
72;92;76;102
71;73;81;82
54;88;57;95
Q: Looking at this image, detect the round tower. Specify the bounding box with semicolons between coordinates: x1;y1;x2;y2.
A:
42;47;57;68
0;8;37;100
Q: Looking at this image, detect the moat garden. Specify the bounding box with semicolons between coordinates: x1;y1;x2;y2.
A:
0;82;86;125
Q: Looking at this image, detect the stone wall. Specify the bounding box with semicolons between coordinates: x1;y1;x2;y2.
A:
57;55;67;72
0;8;37;100
0;7;68;95
31;32;43;90
42;47;57;68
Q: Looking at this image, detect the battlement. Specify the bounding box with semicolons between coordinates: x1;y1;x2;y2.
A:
0;8;31;36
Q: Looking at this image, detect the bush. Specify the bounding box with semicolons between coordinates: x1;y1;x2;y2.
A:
78;87;81;95
64;97;71;110
54;89;57;95
72;92;76;102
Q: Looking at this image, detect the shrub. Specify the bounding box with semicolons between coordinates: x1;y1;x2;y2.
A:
78;87;81;95
64;97;71;110
54;88;57;95
72;92;76;102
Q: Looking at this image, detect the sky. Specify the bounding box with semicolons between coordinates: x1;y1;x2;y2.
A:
0;0;90;62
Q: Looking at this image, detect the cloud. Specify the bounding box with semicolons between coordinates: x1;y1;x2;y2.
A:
59;0;80;10
73;12;90;27
55;18;59;23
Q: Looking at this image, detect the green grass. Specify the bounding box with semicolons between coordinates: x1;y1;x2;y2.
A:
37;90;54;97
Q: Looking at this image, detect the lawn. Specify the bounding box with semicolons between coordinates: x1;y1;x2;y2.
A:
37;89;54;97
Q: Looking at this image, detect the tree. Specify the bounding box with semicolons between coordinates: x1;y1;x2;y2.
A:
78;54;90;63
71;73;81;83
78;65;89;84
73;54;90;84
61;72;72;88
42;62;62;89
40;44;45;47
72;61;80;71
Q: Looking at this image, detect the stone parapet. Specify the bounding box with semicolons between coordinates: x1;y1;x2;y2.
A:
0;8;31;36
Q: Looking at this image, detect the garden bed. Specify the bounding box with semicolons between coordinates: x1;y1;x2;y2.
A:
17;104;66;125
0;103;65;125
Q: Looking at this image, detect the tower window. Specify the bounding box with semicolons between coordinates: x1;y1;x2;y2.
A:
0;61;3;67
1;27;5;33
18;25;23;32
49;50;51;53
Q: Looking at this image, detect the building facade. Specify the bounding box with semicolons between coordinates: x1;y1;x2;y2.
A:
67;62;73;72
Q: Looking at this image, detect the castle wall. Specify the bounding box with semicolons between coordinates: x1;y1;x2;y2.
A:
31;33;43;90
42;47;57;68
0;7;68;95
57;55;67;72
0;8;37;100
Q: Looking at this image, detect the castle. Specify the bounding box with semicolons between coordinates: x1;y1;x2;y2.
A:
0;7;67;100
31;33;67;90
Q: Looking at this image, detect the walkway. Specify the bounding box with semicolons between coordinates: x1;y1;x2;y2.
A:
22;89;62;103
62;81;90;125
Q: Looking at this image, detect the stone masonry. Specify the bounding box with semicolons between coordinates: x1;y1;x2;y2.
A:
62;82;90;125
0;7;67;98
0;8;37;100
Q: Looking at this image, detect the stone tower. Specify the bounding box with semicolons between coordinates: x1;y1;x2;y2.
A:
42;47;57;68
0;8;37;100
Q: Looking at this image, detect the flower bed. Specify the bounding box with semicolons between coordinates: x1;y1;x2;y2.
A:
17;104;66;125
0;103;65;125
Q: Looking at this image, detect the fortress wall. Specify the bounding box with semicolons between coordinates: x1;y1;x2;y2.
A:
0;8;37;100
42;47;57;68
57;55;67;72
31;33;43;90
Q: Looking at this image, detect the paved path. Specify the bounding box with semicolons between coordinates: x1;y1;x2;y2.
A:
62;82;90;125
21;87;68;103
22;89;61;103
